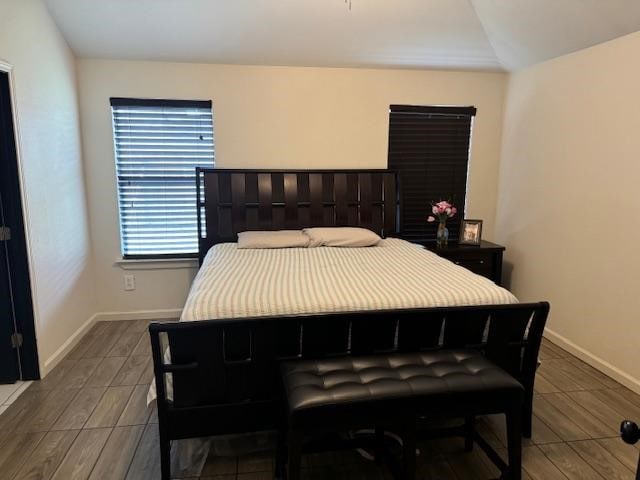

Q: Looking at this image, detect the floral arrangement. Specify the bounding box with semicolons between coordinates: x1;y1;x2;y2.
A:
427;200;457;224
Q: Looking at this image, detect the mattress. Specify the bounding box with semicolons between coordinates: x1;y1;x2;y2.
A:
181;238;517;322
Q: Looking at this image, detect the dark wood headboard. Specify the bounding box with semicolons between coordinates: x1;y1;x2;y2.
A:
196;169;398;262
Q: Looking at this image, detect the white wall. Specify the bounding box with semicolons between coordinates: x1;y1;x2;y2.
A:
496;31;640;391
76;59;508;315
0;0;96;374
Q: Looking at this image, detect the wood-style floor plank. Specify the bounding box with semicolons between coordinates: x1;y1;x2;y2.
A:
67;322;111;360
529;415;564;445
0;388;53;432
522;445;568;480
63;358;102;390
542;359;610;391
82;322;130;358
533;395;591;441
130;334;152;357
52;386;106;430
112;356;151;386
566;390;628;432
565;357;622;389
88;425;144;480
597;438;640;473
84;385;134;428
540;339;569;359
0;431;46;479
51;427;112;480
117;384;153;426
535;374;562;394
538;362;586;392
30;359;78;391
108;331;145;357
540;392;618;438
126;319;152;334
13;430;79;480
569;440;636;480
137;358;155;385
538;442;605;480
590;388;640;422
125;423;162;480
18;388;79;432
86;356;127;387
66;323;109;360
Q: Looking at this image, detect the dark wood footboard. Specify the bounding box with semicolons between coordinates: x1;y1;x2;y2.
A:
149;302;549;460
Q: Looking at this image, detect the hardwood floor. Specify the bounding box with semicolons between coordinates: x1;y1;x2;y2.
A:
0;320;639;479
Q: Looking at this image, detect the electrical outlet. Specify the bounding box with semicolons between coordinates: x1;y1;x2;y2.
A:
124;274;136;291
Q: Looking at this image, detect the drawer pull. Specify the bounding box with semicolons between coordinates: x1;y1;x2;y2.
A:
480;260;484;264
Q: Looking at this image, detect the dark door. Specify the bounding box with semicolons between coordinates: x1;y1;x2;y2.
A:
0;71;39;382
0;194;19;382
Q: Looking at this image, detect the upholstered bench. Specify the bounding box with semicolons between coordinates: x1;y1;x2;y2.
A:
278;349;524;480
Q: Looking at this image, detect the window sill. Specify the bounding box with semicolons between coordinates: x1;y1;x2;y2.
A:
115;257;199;271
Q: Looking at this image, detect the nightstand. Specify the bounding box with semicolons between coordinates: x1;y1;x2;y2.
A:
424;240;506;285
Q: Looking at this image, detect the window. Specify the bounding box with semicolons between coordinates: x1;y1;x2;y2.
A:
388;105;476;243
110;98;214;258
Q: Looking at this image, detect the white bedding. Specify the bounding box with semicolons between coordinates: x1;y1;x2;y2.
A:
181;238;517;322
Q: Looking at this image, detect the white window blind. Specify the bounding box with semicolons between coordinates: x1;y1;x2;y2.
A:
111;98;214;257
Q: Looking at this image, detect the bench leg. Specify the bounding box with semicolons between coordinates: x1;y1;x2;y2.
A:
522;393;533;438
506;407;522;480
287;429;303;480
375;427;385;465
464;416;475;452
402;424;416;480
159;434;171;480
275;427;286;479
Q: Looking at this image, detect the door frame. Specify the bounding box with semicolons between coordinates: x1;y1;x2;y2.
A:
0;59;40;379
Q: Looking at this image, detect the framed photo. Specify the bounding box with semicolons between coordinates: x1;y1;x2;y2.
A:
459;219;483;245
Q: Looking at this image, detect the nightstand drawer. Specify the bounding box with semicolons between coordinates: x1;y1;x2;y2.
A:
449;256;493;278
420;240;505;285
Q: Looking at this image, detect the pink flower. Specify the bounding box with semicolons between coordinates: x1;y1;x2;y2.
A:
427;216;435;222
432;206;439;215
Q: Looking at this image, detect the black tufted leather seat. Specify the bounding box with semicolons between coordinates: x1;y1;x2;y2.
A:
279;350;524;480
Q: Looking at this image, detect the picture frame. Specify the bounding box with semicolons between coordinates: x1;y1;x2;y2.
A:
459;219;483;245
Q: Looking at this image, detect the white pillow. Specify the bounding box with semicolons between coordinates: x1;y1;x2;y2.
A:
303;227;381;247
237;230;310;249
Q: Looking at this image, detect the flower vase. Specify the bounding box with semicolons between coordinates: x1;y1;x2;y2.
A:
436;223;449;248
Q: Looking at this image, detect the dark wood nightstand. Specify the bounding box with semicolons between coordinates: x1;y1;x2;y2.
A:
423;240;506;285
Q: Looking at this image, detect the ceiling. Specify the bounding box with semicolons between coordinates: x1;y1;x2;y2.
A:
44;0;640;71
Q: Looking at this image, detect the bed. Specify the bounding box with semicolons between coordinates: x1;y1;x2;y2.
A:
149;168;549;479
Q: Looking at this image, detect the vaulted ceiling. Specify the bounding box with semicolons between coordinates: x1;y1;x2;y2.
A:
44;0;640;71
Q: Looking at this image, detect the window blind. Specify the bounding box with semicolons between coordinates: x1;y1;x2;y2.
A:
388;105;476;243
110;98;214;257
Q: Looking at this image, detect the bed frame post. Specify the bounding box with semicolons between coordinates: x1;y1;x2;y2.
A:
149;325;172;480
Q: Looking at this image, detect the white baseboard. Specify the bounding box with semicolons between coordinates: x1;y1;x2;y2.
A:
93;308;182;322
39;308;180;378
544;328;640;395
41;313;98;377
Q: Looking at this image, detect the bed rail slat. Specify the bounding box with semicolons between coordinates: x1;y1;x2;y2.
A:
334;173;348;226
231;174;246;235
284;173;298;229
258;173;273;230
309;173;323;226
384;172;397;237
